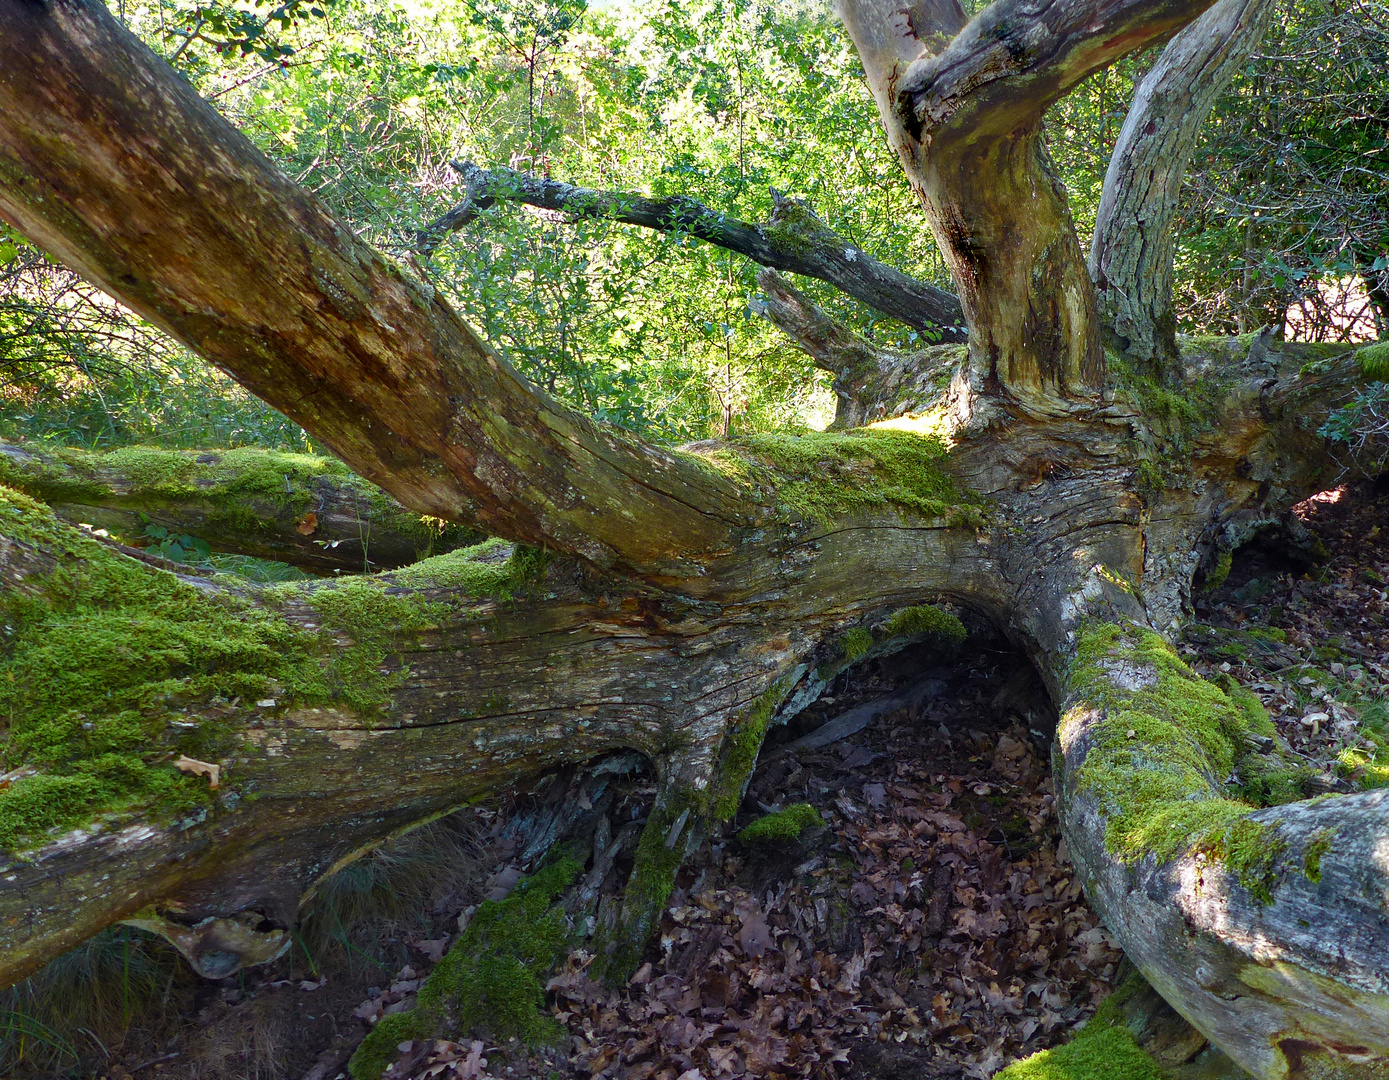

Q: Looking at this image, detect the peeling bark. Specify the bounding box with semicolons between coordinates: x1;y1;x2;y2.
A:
1091;0;1277;377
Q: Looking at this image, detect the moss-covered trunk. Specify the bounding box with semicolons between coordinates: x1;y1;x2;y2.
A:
3;336;1386;1077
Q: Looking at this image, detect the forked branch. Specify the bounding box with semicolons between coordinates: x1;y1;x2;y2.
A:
837;0;1217;413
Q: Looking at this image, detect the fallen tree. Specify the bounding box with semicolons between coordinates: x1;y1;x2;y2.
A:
2;1;1388;1077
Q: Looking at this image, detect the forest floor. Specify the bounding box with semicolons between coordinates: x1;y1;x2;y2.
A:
64;477;1389;1080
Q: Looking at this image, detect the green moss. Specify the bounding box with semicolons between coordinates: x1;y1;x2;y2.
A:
393;539;546;595
0;485;319;851
1204;551;1233;592
0;485;501;852
687;429;985;527
709;677;793;821
1067;621;1298;902
1303;827;1335;883
348;856;581;1080
995;972;1166;1080
883;604;967;645
840;627;874;662
594;797;691;981
1358;341;1389;382
738;803;823;844
994;1021;1166;1080
0;443;464;551
1132;460;1168;500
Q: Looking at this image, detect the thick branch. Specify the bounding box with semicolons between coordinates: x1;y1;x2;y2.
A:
0;470;997;986
0;0;751;580
422;162;966;340
1091;0;1276;377
0;442;475;571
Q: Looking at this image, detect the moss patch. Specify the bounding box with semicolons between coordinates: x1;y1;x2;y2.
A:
0;489;526;853
883;604;967;645
0;485;316;851
1067;621;1294;902
1303;827;1335;883
0;443;465;551
687;429;984;527
840;627;874;662
1203;551;1233;592
709;677;794;821
738;803;823;844
1358;341;1389;382
348;856;581;1080
994;1020;1166;1080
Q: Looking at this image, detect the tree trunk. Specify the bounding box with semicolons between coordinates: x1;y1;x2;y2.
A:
835;0;1216;417
1090;0;1276;378
0;441;477;572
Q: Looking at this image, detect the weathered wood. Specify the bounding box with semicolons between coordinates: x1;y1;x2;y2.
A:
1091;0;1277;377
0;442;476;571
423;162;967;341
2;1;1388;1074
837;0;1217;415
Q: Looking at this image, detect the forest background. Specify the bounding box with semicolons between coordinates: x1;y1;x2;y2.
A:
1;0;1385;463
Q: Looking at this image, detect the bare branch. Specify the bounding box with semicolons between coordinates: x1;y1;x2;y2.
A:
420;161;966;340
1091;0;1277;377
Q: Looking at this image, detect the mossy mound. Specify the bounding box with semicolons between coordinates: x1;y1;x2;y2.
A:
689;428;985;527
1066;622;1307;903
994;1023;1166;1080
0;443;465;550
348;856;582;1080
738;803;823;844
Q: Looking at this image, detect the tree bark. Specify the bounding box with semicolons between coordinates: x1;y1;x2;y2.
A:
1091;0;1277;379
4;1;1389;1076
0;441;476;572
836;0;1218;417
422;163;967;341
